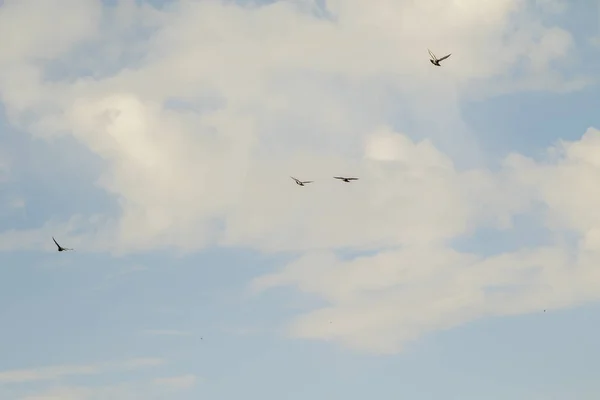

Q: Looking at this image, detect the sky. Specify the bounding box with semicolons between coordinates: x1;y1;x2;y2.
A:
0;0;599;398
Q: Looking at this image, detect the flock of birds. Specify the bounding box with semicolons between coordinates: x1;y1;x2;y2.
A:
289;49;450;187
291;176;359;186
51;49;452;253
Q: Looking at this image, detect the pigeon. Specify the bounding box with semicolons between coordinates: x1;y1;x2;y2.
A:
291;176;313;186
333;176;359;183
52;237;73;252
428;49;451;66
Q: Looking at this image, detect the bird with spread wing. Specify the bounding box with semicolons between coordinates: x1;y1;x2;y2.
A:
333;176;359;183
428;49;451;66
291;176;314;186
52;237;73;252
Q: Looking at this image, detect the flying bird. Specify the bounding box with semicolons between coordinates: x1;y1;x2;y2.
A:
291;176;313;186
52;237;73;252
428;49;451;66
334;176;359;183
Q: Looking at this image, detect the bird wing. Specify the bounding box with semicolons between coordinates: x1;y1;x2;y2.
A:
333;176;345;180
438;53;451;62
290;176;300;183
347;177;359;180
52;237;61;248
427;49;437;61
302;181;313;184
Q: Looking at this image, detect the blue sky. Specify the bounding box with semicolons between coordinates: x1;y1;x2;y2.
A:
1;0;600;399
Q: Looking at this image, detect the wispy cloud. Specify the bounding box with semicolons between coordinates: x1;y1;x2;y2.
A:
0;152;9;183
153;374;198;390
221;326;263;336
17;377;197;400
141;330;192;337
105;264;148;280
0;358;163;384
119;357;164;370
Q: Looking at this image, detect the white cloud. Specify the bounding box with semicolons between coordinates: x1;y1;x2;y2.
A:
0;359;197;400
251;127;600;353
0;358;163;384
153;374;198;390
253;245;572;353
0;0;588;253
0;0;597;353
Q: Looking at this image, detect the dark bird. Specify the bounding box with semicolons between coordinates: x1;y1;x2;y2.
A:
291;176;313;186
52;237;73;252
428;49;451;66
334;176;359;183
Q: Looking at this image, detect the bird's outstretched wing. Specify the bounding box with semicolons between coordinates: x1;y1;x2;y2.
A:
290;176;301;183
52;237;61;249
427;49;437;61
333;176;345;180
302;181;313;184
437;53;451;62
346;177;359;181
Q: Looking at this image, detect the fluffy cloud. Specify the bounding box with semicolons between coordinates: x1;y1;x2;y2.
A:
0;0;586;252
252;127;600;353
0;0;597;352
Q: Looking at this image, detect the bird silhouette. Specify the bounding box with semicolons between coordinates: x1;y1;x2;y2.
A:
291;176;313;186
333;176;359;183
428;49;451;66
52;237;73;252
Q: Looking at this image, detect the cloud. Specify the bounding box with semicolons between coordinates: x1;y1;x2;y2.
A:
141;330;192;337
0;149;9;182
0;358;197;400
104;264;148;281
0;358;163;384
251;127;600;353
153;374;198;390
0;0;597;353
17;378;196;400
0;0;590;252
19;387;89;400
119;358;164;369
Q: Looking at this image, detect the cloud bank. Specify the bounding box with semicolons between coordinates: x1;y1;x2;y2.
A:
0;0;598;353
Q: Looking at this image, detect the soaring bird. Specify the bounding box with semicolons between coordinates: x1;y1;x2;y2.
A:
428;49;451;66
52;237;73;252
291;176;313;186
334;176;359;183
